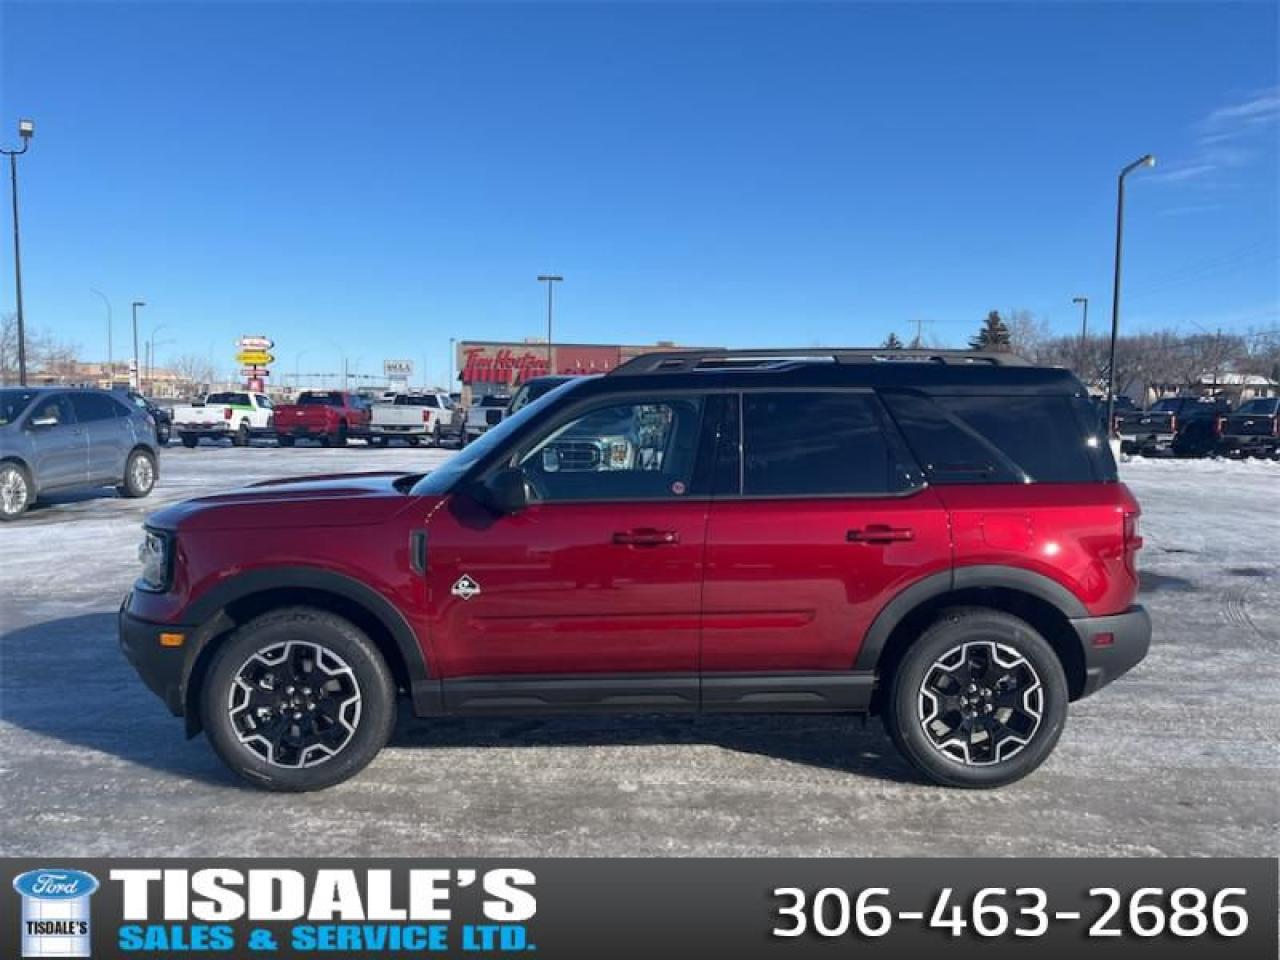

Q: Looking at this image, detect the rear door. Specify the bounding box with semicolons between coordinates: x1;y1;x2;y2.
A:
700;390;951;673
69;392;131;481
25;394;88;490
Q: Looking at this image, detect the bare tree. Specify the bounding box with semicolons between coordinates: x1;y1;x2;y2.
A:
169;353;217;393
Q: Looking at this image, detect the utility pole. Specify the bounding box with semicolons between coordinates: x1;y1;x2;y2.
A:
1;118;34;385
1072;296;1089;377
1106;154;1156;436
130;301;146;390
91;289;112;386
537;275;563;369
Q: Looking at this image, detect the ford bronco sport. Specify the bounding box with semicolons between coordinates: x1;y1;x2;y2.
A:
120;348;1150;791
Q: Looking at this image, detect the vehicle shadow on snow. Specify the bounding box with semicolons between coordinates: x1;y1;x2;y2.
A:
2;613;919;788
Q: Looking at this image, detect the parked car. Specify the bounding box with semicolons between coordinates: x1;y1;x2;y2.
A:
1218;397;1280;459
173;391;275;448
1114;395;1230;457
115;390;172;445
274;391;372;447
506;375;576;417
120;347;1149;792
0;387;159;520
462;393;511;444
369;392;461;446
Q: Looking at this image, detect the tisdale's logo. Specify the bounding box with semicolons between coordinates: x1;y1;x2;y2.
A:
12;869;99;958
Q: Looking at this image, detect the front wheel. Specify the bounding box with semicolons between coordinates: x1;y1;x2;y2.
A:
0;462;33;520
885;608;1068;789
118;449;157;498
200;607;397;791
332;422;348;447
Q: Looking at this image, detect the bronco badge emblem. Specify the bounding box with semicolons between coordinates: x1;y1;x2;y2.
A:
451;575;481;600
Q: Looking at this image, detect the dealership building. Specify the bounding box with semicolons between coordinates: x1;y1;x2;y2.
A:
456;340;703;402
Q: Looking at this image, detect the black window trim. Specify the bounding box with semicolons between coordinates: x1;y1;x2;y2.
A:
481;387;721;506
718;386;930;502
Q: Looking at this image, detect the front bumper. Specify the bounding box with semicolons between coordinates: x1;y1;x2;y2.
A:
119;598;201;717
1070;605;1151;697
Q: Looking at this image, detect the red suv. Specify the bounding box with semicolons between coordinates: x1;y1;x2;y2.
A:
120;348;1150;791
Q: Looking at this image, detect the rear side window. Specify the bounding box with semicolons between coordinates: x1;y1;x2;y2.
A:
882;392;1097;483
69;392;124;423
741;392;912;496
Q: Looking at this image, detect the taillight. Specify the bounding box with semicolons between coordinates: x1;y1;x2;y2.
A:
1169;414;1178;433
423;410;431;423
1274;418;1280;438
1123;512;1142;550
223;408;232;420
1214;416;1226;437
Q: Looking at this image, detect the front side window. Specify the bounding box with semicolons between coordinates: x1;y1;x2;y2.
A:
518;398;705;502
0;389;38;425
741;392;912;496
29;394;76;428
69;392;121;423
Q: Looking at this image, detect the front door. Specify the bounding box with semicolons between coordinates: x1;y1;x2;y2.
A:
26;394;88;490
701;391;951;672
68;391;131;482
424;394;714;689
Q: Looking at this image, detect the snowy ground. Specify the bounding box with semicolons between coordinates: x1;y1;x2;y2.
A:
1;444;1276;857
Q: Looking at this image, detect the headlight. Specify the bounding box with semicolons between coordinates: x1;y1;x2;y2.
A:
137;529;172;592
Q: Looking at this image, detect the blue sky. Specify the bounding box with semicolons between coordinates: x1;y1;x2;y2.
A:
2;1;1277;385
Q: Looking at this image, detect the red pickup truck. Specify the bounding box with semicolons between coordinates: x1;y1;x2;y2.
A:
274;391;372;447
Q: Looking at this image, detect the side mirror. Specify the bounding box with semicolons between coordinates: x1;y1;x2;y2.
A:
478;468;529;515
28;415;58;429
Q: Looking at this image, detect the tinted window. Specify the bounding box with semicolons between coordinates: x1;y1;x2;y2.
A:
0;389;37;425
742;392;910;496
299;391;343;406
519;398;705;501
69;391;123;423
207;392;250;406
1238;398;1279;415
883;392;1096;483
29;394;76;427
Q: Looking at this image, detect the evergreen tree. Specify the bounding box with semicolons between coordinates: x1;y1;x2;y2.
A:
969;310;1012;351
881;332;904;350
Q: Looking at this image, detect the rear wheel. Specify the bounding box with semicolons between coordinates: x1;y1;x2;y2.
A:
885;608;1068;789
332;422;348;447
432;423;443;447
117;449;157;498
180;434;199;449
0;462;33;520
200;607;397;791
232;421;251;447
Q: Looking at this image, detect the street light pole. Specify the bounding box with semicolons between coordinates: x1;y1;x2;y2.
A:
1;118;34;386
131;300;146;390
91;288;113;387
1106;154;1156;437
537;275;563;369
1071;295;1088;377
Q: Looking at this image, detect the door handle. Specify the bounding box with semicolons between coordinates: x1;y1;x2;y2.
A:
612;528;680;547
847;525;914;544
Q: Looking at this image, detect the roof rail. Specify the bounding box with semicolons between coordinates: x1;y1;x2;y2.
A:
609;347;1030;376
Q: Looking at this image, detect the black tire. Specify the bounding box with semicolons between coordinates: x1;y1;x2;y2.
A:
277;435;295;447
232;421;251;447
200;607;397;792
117;448;158;498
332;422;348;448
158;426;171;445
0;461;33;521
406;435;420;447
885;608;1068;789
180;434;199;449
432;424;443;447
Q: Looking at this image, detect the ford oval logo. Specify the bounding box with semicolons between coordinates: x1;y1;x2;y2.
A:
13;868;99;900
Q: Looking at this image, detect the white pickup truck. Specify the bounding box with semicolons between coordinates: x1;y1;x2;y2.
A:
463;394;511;445
369;392;462;447
171;391;275;447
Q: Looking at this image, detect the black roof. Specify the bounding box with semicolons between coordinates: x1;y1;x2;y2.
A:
595;348;1084;396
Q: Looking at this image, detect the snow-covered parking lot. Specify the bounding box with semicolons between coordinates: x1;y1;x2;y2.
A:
1;445;1276;857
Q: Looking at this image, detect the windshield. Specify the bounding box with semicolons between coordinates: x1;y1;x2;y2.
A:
1237;398;1279;415
411;379;584;496
1151;398;1183;413
299;391;343;406
479;395;510;408
510;378;570;413
0;389;38;425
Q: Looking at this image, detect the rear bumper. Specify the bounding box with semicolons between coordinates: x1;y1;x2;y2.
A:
1070;605;1151;697
1219;435;1278;454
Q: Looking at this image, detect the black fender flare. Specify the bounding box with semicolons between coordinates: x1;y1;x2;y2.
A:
181;566;435;716
853;564;1088;671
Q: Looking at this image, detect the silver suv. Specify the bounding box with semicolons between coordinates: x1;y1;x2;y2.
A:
0;387;159;520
